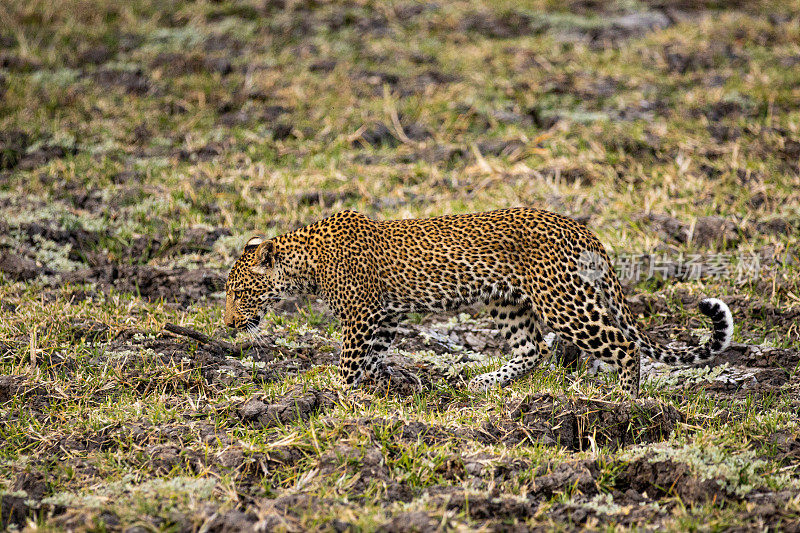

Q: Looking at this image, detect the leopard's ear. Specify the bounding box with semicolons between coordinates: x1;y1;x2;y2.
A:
244;236;265;251
251;240;276;275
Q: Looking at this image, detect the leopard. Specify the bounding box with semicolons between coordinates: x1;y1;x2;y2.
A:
224;208;733;397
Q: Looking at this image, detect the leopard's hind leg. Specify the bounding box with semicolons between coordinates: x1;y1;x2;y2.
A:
469;302;553;392
545;293;641;397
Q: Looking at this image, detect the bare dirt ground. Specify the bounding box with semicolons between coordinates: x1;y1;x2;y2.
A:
1;0;799;530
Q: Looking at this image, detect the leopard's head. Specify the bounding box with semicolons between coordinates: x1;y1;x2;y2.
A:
224;236;288;330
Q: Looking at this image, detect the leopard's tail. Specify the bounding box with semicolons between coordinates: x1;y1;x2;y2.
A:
594;269;733;365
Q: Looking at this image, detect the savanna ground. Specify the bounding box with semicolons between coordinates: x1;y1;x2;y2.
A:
1;0;800;530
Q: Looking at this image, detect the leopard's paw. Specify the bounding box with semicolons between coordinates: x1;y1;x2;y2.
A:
370;364;424;394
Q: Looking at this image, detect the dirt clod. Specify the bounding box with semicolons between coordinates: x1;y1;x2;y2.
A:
62;265;225;306
202;509;259;532
0;251;43;281
0;470;49;528
77;45;113;65
378;511;440;533
507;394;683;450
0;130;30;170
94;68;151;94
429;486;536;519
620;454;726;502
532;460;599;498
237;386;335;428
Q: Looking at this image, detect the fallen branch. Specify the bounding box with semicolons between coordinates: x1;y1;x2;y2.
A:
164;322;245;357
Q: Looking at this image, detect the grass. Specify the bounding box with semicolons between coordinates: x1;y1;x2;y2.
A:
1;0;800;530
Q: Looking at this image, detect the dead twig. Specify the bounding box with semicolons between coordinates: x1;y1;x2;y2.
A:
163;322;248;357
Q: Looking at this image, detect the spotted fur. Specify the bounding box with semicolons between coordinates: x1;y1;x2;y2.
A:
224;208;734;397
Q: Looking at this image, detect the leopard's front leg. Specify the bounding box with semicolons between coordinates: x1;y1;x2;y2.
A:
337;310;420;391
337;309;392;387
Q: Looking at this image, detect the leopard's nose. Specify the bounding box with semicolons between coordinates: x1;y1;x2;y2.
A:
224;316;236;329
